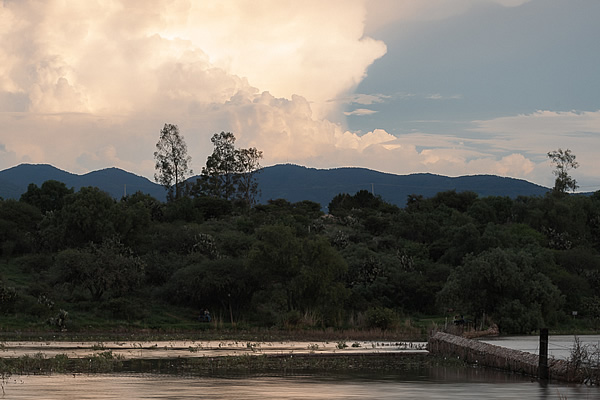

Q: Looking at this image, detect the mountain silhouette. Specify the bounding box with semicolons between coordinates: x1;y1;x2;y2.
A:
0;164;165;201
254;164;550;208
0;163;550;208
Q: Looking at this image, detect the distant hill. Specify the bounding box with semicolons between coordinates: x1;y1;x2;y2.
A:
254;164;550;208
0;163;550;209
0;164;166;201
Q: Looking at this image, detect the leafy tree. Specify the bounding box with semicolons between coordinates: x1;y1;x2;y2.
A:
291;235;349;323
432;190;478;213
194;196;233;220
142;222;206;255
112;192;157;245
20;180;74;213
154;123;192;200
57;187;116;246
250;225;300;294
438;247;564;333
199;132;238;201
0;199;42;256
54;238;145;301
197;132;263;205
162;258;254;323
435;221;481;265
329;190;398;217
248;225;348;325
162;196;203;223
253;199;323;236
548;148;579;194
467;196;513;225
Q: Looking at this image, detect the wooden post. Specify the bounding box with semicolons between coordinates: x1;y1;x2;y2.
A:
539;328;549;380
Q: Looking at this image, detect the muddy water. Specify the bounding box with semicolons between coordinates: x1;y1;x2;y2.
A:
2;370;595;399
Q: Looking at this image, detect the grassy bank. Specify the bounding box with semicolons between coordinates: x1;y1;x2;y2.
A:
0;325;429;343
0;352;436;376
0;310;439;342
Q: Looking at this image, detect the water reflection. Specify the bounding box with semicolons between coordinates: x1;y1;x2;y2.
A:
3;368;596;400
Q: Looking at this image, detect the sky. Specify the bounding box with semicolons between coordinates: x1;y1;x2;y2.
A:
1;0;599;191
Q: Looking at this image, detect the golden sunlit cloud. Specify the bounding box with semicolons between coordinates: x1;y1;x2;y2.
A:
0;0;598;192
0;0;387;176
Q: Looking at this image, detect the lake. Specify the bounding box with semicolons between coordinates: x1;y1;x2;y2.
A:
1;335;598;399
2;369;596;399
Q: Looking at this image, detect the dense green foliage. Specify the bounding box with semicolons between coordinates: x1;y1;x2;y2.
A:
194;131;263;206
2;183;600;334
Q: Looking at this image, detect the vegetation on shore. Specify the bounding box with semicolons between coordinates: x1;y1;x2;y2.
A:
3;184;600;336
0;352;442;382
1;143;599;336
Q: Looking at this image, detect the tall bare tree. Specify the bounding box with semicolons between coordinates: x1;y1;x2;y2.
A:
154;123;192;200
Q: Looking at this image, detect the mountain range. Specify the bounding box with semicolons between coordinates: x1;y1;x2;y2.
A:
0;163;550;209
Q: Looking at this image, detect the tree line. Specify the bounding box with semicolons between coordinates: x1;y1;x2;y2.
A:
154;124;263;205
0;141;598;334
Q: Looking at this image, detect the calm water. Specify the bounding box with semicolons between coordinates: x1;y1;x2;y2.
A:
2;336;599;398
480;335;600;360
2;369;597;399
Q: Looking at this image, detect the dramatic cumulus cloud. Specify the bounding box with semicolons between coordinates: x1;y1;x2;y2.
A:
1;0;598;191
0;0;387;177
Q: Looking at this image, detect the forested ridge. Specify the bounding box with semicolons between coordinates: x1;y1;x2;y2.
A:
2;180;600;335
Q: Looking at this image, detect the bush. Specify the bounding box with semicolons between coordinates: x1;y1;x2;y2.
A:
496;300;542;334
0;282;18;315
365;307;398;330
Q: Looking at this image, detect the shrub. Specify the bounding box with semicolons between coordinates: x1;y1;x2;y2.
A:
0;282;18;315
365;307;398;330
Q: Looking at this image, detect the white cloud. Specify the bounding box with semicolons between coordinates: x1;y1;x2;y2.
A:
0;0;387;116
470;110;600;188
0;0;387;177
330;93;392;106
344;109;378;116
1;0;598;194
161;1;388;119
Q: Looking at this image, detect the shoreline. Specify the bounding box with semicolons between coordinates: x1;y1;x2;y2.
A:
0;351;434;376
0;328;429;343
